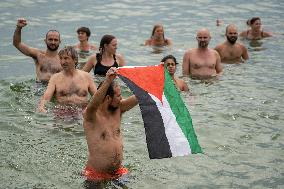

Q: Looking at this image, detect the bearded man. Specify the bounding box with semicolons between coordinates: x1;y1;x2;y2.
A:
215;24;249;64
182;28;223;79
13;18;62;82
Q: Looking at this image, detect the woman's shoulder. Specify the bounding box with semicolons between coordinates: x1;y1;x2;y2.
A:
144;38;153;46
239;30;249;37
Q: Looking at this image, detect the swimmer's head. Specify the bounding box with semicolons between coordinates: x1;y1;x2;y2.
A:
196;28;211;48
225;24;238;44
58;46;78;67
161;55;178;65
77;27;91;40
98;80;121;112
99;34;116;55
161;55;178;76
246;17;261;26
45;30;61;51
151;24;165;40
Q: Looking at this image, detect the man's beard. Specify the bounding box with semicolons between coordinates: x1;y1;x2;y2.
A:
47;44;59;51
108;105;118;113
227;36;238;44
198;41;208;48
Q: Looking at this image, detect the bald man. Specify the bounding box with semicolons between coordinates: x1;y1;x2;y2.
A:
215;24;249;63
182;28;223;79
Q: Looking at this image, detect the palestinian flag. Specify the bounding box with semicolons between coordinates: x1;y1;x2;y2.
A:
117;64;202;159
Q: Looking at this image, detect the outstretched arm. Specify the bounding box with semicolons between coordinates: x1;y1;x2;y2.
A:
13;18;39;59
38;75;56;112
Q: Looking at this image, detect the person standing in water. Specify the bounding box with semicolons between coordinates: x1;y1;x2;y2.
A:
144;24;173;46
83;34;125;76
215;24;249;63
38;46;97;113
162;55;189;91
73;27;97;69
82;67;138;182
182;28;223;79
13;18;62;83
239;17;272;40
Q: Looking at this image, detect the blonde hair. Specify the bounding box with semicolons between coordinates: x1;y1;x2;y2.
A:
58;46;78;67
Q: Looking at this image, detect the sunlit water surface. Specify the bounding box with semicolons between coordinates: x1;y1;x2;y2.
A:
0;0;284;188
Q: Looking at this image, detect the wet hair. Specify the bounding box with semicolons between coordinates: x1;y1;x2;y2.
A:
246;17;261;26
45;30;60;40
161;54;178;65
77;27;91;38
97;80;117;98
151;24;165;40
58;46;78;67
97;34;116;62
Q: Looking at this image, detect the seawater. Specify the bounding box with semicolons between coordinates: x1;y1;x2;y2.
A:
0;0;283;188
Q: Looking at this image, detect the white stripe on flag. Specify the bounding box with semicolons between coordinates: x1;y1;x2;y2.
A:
149;93;191;157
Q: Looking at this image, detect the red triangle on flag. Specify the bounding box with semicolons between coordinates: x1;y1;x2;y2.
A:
118;65;164;102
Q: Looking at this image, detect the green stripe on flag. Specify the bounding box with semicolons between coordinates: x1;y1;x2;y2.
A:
163;68;202;154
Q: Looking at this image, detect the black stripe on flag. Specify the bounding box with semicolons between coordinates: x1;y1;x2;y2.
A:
119;75;172;159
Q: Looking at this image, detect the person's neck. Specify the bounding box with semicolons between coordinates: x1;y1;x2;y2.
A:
197;47;208;52
251;28;261;35
79;40;89;49
153;36;165;43
63;67;77;76
225;41;236;46
102;51;114;59
46;50;58;57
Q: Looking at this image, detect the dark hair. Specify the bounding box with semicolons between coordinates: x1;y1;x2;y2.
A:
151;24;165;40
46;30;60;40
97;34;116;63
77;27;91;37
161;54;178;64
58;46;78;67
97;81;116;98
246;17;261;26
225;24;236;34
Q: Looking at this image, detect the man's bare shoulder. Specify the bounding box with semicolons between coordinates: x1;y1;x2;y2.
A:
211;48;221;57
78;69;92;78
215;42;226;50
184;48;197;56
236;41;246;48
